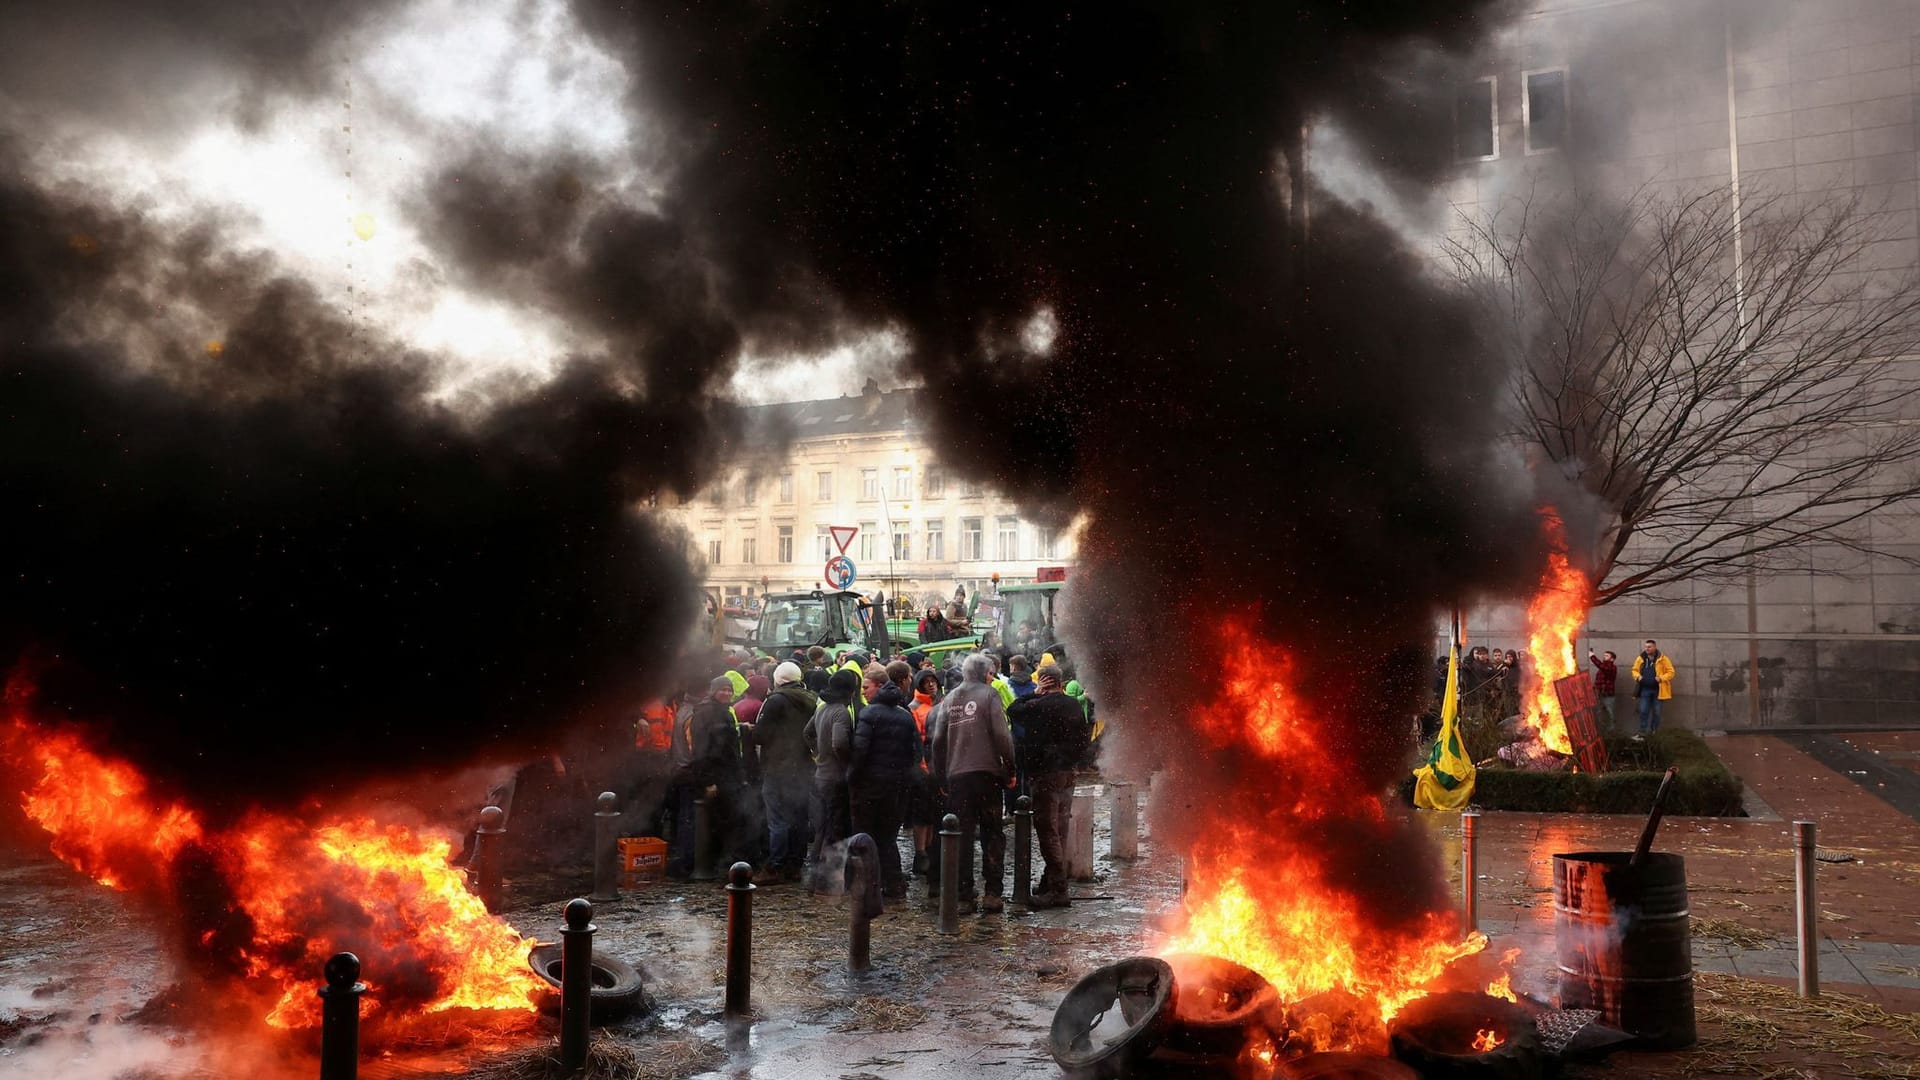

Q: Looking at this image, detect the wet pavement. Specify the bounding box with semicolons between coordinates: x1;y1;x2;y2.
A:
3;735;1919;1078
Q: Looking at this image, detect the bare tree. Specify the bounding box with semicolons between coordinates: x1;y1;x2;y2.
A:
1448;184;1920;605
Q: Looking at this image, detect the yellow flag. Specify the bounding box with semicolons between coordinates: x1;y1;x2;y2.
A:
1414;632;1475;811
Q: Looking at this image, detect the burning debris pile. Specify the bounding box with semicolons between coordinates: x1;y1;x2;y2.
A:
1500;510;1597;771
2;675;543;1038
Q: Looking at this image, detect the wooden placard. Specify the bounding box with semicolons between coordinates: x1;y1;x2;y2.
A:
1554;672;1610;773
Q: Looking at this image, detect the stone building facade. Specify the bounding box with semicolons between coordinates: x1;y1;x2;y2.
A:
660;383;1078;611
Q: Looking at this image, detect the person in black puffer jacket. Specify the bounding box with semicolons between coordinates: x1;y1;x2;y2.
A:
752;661;819;884
850;672;921;897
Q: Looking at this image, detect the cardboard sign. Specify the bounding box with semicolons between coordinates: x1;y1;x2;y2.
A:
1553;672;1610;774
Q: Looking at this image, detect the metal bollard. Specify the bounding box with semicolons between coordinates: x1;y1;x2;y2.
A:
724;861;755;1015
692;796;717;881
1462;812;1479;933
560;898;595;1072
1110;781;1139;861
592;791;621;902
939;812;961;934
848;850;872;972
469;805;506;913
1069;791;1095;881
318;952;366;1080
1794;820;1819;998
1012;795;1033;908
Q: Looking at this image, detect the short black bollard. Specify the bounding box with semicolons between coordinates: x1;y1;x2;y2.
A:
592;791;621;902
1012;795;1033;908
469;804;506;913
318;952;366;1080
848;849;872;972
938;812;961;934
724;862;755;1016
692;796;717;882
560;898;595;1073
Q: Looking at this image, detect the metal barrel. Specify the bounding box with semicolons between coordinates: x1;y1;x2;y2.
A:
1553;851;1695;1049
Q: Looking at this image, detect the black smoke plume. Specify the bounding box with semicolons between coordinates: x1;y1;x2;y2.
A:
540;0;1547;930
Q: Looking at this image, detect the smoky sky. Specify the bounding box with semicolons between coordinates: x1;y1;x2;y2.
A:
1;0;1553;904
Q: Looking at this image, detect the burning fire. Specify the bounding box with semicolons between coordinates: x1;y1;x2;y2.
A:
1485;947;1521;1002
1167;621;1488;1051
1472;1026;1503;1052
2;691;542;1034
1518;510;1590;756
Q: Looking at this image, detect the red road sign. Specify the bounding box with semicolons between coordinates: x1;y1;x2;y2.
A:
829;525;859;554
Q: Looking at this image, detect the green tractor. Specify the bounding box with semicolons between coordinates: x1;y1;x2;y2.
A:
751;589;983;660
976;580;1070;664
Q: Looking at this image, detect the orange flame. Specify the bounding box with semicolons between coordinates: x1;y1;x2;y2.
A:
1485;946;1521;1002
3;710;541;1033
1166;621;1487;1051
1472;1026;1503;1052
1519;510;1589;756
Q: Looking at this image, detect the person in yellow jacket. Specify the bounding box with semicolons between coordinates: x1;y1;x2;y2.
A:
1629;639;1676;740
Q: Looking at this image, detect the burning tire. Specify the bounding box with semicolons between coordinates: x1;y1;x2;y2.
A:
1161;953;1289;1061
1386;991;1542;1079
1049;957;1178;1079
527;944;646;1023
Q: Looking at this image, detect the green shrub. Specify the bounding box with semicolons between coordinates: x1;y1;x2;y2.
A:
1399;727;1745;816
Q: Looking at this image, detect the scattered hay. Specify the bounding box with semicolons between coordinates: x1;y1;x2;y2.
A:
462;1032;724;1080
1690;916;1780;949
1675;971;1920;1078
832;996;930;1033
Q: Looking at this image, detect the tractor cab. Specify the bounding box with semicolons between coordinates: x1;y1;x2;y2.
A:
752;589;884;658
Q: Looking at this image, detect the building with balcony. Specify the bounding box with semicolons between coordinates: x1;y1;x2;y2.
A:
661;381;1079;611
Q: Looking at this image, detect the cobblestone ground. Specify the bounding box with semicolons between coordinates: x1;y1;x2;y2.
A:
3;737;1919;1078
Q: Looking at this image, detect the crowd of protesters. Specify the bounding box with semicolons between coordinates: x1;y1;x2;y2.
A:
628;645;1096;914
1422;638;1678;740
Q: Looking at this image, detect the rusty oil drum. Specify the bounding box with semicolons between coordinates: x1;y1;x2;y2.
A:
1553;851;1696;1048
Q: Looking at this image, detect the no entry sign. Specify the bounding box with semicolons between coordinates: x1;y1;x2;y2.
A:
824;554;857;590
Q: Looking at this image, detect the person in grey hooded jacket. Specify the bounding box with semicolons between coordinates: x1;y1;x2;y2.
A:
930;653;1015;912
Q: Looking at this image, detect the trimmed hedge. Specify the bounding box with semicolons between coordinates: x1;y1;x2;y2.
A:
1402;728;1746;816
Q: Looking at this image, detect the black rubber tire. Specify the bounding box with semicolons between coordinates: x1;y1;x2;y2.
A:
1049;957;1178;1080
1386;991;1543;1080
526;944;646;1023
1160;953;1289;1060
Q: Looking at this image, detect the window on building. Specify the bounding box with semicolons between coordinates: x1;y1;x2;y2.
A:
1454;77;1496;160
777;525;794;563
1038;525;1059;560
816;470;833;501
961;477;983;499
996;517;1020;561
859;521;877;561
925;465;945;499
1525;68;1567;153
708;538;722;565
741;536;757;564
961;518;983;561
926;519;945;561
892;525;910;561
707;486;725;507
741;478;756;506
860;468;879;501
816;525;834;560
778;472;792;502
